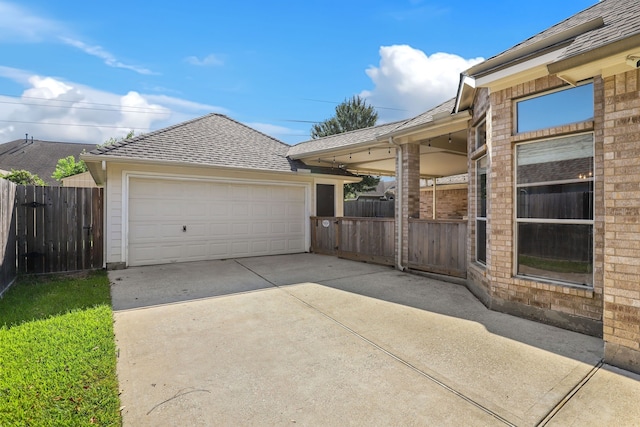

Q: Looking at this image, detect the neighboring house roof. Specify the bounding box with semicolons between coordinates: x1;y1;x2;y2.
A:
0;138;96;185
287;119;408;158
467;0;640;78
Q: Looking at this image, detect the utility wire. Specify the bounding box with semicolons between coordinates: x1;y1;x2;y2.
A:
0;99;169;115
0;119;150;131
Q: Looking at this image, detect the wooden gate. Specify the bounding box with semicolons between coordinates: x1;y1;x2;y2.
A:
311;217;395;266
408;219;467;278
14;186;103;274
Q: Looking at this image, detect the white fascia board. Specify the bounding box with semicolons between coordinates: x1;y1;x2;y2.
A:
476;49;563;89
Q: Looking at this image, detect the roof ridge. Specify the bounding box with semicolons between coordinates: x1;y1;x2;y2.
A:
91;113;225;155
218;115;289;149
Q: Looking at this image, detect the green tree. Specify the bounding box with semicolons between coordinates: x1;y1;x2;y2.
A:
100;130;136;148
1;169;46;186
310;95;380;199
52;155;87;181
311;95;378;139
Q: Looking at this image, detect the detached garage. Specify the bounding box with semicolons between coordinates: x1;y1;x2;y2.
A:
82;114;357;269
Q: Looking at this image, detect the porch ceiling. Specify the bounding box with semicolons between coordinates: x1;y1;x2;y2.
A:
297;129;468;178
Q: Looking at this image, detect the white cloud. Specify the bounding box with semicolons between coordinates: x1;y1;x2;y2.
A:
361;45;484;121
0;1;62;42
184;54;224;67
0;69;226;144
60;37;157;75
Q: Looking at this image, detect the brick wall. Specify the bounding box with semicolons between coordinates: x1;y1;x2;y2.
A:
602;69;640;373
396;143;421;267
478;76;603;336
467;88;491;301
419;186;467;219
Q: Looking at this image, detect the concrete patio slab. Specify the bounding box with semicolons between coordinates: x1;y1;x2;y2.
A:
110;254;639;426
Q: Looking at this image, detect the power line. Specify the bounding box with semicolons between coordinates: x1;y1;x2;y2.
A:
300;98;408;112
0;99;169;115
0;92;166;112
0;119;150;131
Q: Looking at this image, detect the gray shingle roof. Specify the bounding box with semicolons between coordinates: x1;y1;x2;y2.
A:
474;0;640;74
0;139;96;185
287;120;408;158
287;98;458;158
88;113;300;173
390;98;456;133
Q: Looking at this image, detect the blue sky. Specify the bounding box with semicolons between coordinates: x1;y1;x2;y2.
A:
0;0;596;145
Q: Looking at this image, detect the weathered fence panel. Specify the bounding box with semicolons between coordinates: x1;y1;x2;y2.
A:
311;217;395;266
344;200;395;218
15;186;103;274
408;219;467;278
0;179;17;295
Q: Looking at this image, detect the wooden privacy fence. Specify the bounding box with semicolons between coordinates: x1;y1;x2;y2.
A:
1;179;17;295
310;217;395;266
311;216;468;279
13;185;103;275
408;219;467;278
344;200;395;218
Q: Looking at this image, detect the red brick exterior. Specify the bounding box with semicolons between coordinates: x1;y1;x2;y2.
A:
396;143;420;267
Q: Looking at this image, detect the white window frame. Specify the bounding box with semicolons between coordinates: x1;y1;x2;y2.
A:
475;155;488;266
475;118;487;151
513;132;595;288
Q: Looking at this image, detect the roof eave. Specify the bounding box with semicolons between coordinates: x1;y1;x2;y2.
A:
381;110;471;142
82;154;358;180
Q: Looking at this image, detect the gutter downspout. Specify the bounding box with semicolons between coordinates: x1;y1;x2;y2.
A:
389;137;405;271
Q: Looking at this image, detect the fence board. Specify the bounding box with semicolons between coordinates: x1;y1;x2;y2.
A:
408;219;467;278
0;179;17;294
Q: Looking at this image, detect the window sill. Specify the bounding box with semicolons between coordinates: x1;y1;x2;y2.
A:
471;144;487;161
511;120;594;143
514;274;595;298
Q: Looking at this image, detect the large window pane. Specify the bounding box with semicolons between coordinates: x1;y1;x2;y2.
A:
517;83;593;133
517;182;593;220
517;223;593;286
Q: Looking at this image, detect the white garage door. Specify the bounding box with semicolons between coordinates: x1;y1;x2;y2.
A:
128;178;307;266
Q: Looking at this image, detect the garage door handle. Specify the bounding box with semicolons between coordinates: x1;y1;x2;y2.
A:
183;225;187;232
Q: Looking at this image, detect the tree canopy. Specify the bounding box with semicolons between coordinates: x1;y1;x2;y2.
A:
310;96;380;199
311;95;378;139
52;155;87;181
1;169;46;186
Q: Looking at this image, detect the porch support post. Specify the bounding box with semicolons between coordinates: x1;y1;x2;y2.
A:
395;142;420;269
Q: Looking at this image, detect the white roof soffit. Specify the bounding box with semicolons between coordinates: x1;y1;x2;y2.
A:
468;17;604;89
548;33;640;84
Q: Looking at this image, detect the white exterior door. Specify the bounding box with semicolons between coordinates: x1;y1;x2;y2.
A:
128;177;307;266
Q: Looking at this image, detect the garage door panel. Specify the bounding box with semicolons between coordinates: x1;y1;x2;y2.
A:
128;178;306;266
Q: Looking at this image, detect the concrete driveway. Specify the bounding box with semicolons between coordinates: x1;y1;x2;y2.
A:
110;254;640;426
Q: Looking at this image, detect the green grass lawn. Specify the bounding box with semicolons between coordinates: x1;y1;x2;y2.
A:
0;271;121;426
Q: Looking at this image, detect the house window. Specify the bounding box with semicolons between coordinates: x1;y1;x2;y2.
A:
515;133;594;286
516;83;593;133
475;119;487;150
476;155;487;265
